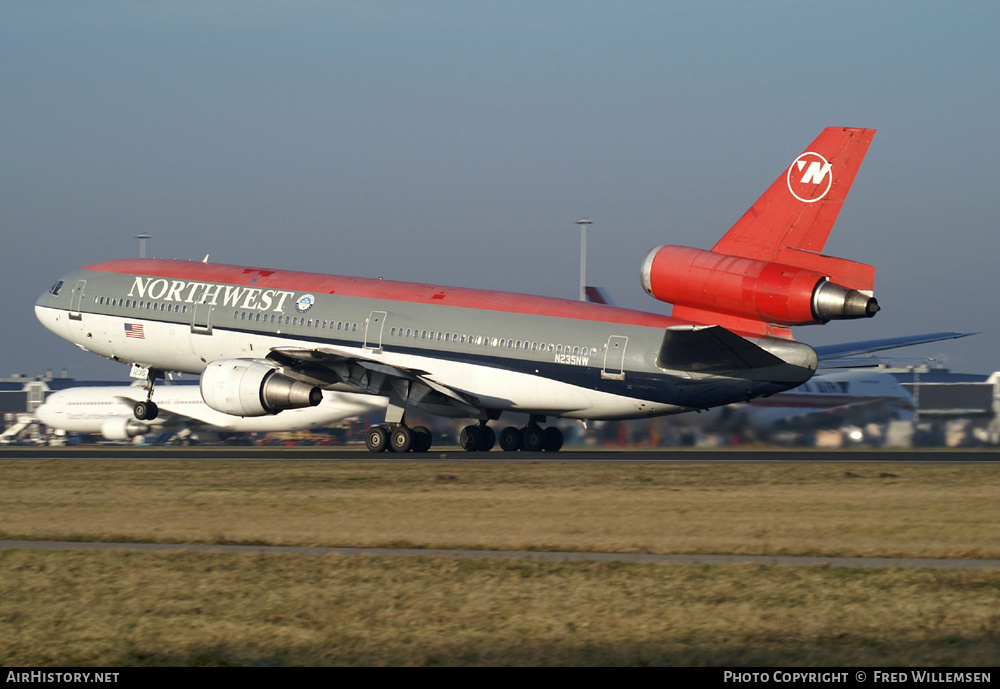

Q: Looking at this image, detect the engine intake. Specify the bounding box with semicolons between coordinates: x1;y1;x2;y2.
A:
640;245;878;327
200;359;322;417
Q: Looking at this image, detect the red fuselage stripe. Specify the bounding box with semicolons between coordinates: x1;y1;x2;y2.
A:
84;259;682;329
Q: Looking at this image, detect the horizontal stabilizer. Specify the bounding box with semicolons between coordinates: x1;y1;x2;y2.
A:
815;332;974;361
657;325;784;372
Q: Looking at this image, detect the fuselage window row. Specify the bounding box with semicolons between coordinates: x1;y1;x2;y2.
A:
95;296;188;314
89;296;597;359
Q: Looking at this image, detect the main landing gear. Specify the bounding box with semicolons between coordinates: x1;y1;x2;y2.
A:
133;368;163;421
366;424;433;453
459;422;495;452
497;421;563;452
461;416;564;452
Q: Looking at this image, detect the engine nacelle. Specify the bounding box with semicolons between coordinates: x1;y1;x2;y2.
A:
101;417;149;441
640;245;879;327
200;359;323;417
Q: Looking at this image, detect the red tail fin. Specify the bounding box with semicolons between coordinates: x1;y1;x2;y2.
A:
649;127;878;339
710;126;876;290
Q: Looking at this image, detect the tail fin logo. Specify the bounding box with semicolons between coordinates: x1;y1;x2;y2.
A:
786;152;833;203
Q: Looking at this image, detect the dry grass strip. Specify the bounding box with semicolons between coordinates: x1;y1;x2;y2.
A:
1;549;998;666
2;460;998;559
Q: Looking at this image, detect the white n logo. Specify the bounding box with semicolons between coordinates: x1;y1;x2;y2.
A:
798;160;832;184
787;152;834;203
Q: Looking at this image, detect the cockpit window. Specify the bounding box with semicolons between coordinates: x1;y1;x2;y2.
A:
49;280;63;296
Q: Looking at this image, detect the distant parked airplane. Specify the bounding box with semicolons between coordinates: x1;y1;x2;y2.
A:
35;383;385;442
724;369;915;430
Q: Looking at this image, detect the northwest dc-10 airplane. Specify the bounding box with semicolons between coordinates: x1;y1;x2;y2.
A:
35;384;386;443
35;127;959;453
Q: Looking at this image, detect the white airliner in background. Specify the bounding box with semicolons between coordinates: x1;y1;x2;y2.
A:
35;384;385;442
724;369;915;430
32;127;969;453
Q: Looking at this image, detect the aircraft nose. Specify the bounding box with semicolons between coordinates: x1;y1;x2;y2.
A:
35;401;56;426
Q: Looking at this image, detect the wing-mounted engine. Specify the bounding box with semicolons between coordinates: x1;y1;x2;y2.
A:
101;418;150;440
200;359;322;417
640;245;879;332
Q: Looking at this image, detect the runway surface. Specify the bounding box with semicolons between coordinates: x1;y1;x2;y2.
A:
2;445;1000;462
2;539;998;570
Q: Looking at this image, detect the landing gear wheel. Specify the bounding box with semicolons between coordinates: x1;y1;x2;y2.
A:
411;426;433;453
460;425;481;452
520;425;544;452
478;426;496;451
134;401;158;421
366;425;389;453
390;426;413;453
542;426;564;452
499;426;520;452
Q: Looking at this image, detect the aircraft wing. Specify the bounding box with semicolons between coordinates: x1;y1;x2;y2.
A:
814;332;974;363
266;346;486;418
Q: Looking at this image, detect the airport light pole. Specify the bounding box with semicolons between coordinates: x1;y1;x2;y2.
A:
575;218;593;301
135;233;151;259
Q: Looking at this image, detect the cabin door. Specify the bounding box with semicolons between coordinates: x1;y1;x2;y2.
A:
364;311;387;352
602;335;628;380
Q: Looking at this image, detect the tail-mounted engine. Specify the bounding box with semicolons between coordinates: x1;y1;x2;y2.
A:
200;359;322;417
640;245;879;328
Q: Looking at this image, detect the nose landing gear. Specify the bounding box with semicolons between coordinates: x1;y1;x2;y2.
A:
132;368;163;421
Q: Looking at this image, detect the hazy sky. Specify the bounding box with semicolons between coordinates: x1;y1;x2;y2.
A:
3;1;997;380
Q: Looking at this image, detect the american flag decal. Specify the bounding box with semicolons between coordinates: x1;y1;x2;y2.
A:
124;323;145;339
